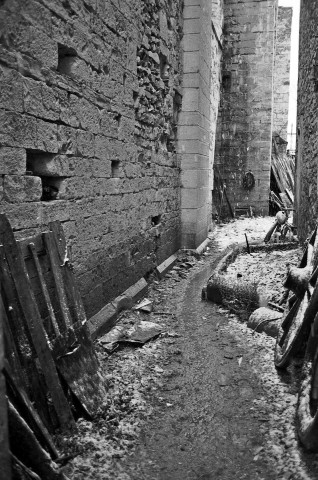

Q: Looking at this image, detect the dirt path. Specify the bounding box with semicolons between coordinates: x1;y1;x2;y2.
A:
123;241;276;479
62;218;318;479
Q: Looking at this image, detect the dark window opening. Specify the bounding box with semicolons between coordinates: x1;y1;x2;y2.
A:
173;89;182;124
151;215;161;226
26;149;55;174
159;53;169;79
26;149;64;201
41;178;63;201
111;160;120;178
114;114;121;127
222;72;232;92
57;44;78;75
133;91;139;108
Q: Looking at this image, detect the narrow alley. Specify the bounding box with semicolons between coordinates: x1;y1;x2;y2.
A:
55;217;318;480
3;0;318;479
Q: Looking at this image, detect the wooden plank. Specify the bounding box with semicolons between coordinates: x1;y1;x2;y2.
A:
53;323;107;418
0;214;74;430
28;243;60;337
8;401;68;480
49;221;86;325
19;235;45;260
0;253;58;430
42;232;72;330
1;296;26;390
0;296;11;480
42;228;106;416
4;359;58;460
0;247;32;385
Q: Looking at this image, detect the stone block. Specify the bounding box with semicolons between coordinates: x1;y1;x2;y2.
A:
4;175;42;203
0;66;24;112
0;110;38;149
183;52;200;73
182;88;199;111
0;147;26;175
36;119;58;153
184;6;201;19
156;254;178;278
183;18;201;35
57;125;78;155
24;78;60;121
77;98;100;134
76;130;95;157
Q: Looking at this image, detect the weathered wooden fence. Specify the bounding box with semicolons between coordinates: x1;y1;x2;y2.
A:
0;214;106;479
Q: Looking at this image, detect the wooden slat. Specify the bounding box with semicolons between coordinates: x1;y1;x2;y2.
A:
0;296;11;480
8;401;68;480
0;214;74;430
49;221;87;325
28;243;60;337
4;359;58;460
43;232;72;330
1;296;26;390
0;251;57;429
19;235;45;260
53;323;107;418
0;247;33;381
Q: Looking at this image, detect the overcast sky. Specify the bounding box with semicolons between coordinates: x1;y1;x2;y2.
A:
278;0;300;147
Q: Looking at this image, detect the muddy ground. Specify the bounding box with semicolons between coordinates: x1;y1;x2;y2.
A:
57;217;318;480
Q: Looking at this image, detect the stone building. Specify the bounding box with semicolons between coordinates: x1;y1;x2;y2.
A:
273;6;293;142
295;0;318;240
0;0;185;317
214;2;292;217
0;0;291;319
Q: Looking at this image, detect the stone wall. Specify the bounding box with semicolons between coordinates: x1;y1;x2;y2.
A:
295;0;318;239
273;6;292;141
0;0;183;317
214;0;278;216
178;0;223;248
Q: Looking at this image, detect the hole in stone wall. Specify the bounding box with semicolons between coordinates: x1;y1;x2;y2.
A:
123;73;127;87
26;149;55;174
159;53;169;79
57;44;78;75
103;65;109;76
173;90;182;124
222;72;232;92
111;160;120;178
133;91;139;108
41;177;64;201
151;215;161;226
26;149;64;201
114;114;121;127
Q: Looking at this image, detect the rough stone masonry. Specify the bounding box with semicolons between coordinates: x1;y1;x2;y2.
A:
0;0;291;319
214;1;291;217
295;0;318;241
0;0;184;317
